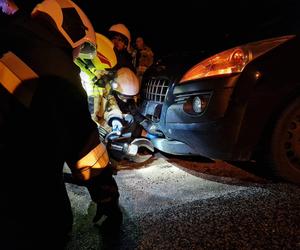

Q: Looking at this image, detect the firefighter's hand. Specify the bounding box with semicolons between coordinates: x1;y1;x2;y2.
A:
93;201;122;222
93;203;106;223
124;114;134;124
112;119;123;133
86;168;122;231
98;126;108;142
93;201;123;234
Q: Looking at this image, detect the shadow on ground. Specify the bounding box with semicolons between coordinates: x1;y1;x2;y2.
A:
139;152;276;187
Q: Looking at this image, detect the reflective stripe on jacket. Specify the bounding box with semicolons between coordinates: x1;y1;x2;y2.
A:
0;51;38;107
69;140;109;181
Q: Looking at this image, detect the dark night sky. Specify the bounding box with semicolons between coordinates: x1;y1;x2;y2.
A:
75;0;300;57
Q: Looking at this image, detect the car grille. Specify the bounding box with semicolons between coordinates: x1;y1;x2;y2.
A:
142;78;170;103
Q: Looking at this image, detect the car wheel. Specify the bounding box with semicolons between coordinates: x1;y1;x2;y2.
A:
267;97;300;184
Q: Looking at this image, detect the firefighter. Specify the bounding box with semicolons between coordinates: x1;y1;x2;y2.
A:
75;33;140;138
75;41;157;163
0;0;121;249
108;23;136;72
75;33;122;131
75;29;156;164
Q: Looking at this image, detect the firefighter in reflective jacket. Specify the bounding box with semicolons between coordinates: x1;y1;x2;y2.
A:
0;0;121;249
75;33;140;139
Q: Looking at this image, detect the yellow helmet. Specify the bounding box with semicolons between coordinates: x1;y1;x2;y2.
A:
75;32;117;85
94;33;117;70
31;0;96;60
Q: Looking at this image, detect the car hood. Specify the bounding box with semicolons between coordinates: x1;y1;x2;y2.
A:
143;51;210;82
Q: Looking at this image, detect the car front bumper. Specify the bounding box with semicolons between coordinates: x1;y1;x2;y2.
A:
140;74;250;160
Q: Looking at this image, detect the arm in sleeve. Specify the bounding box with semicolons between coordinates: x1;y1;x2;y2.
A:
103;89;123;126
57;78;110;181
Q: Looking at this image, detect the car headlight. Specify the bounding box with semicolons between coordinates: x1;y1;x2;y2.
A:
192;96;202;113
183;94;211;115
180;35;295;83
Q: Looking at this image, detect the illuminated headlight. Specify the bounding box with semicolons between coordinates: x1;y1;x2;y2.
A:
183;94;210;115
180;35;295;83
192;96;202;113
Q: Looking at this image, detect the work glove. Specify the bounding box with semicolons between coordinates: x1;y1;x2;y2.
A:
93;199;123;233
111;119;123;133
98;125;109;143
140;119;163;136
123;113;134;125
85;167;123;231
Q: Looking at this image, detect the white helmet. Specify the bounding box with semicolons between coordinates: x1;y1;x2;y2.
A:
31;0;96;60
108;23;131;46
112;67;139;96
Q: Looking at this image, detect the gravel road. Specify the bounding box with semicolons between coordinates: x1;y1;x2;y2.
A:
65;155;300;250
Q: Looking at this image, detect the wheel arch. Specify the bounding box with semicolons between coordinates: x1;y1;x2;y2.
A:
252;85;300;158
233;77;300;160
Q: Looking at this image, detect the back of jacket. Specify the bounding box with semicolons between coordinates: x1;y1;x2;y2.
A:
0;11;97;249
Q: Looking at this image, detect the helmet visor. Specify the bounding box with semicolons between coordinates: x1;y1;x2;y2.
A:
73;41;96;60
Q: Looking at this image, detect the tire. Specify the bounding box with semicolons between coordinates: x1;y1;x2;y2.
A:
267;97;300;184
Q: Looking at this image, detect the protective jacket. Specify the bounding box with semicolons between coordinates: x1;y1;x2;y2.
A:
75;33;124;130
0;11;113;249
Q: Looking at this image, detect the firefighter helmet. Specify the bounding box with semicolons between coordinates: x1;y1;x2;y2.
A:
75;32;117;85
108;23;131;46
31;0;96;60
112;67;140;96
94;33;117;70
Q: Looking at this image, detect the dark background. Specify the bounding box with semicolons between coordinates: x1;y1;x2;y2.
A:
75;0;299;58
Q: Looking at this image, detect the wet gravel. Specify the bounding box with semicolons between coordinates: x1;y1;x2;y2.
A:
65;157;300;250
